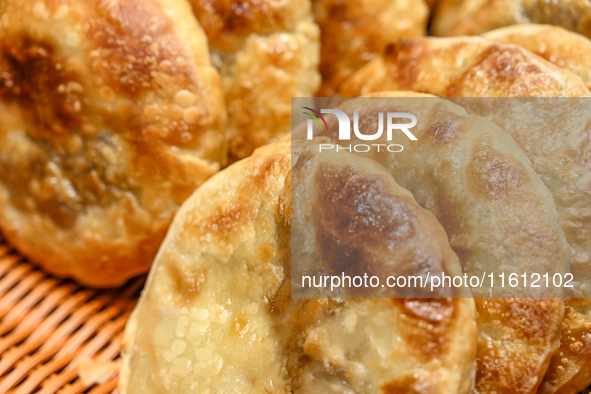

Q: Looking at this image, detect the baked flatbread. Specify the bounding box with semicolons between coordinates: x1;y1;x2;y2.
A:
340;40;591;393
298;93;570;394
0;0;227;286
187;0;321;160
119;140;478;393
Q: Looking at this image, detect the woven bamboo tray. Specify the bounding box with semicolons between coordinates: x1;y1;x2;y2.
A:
0;234;144;393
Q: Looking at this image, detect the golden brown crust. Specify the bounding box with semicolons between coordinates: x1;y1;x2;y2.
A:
312;0;428;96
189;0;310;52
119;140;478;393
340;37;591;98
432;0;591;38
476;298;564;393
291;147;469;299
483;24;591;90
432;0;529;37
188;0;321;160
425;0;438;9
539;299;591;394
298;93;569;394
0;0;227;286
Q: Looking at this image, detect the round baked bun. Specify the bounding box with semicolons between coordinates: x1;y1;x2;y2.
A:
119;139;478;393
187;0;321;160
431;0;591;38
0;0;227;287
